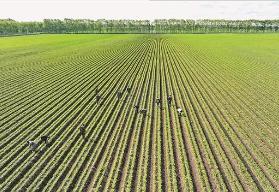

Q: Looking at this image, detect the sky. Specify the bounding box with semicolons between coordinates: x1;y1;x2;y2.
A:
0;1;278;21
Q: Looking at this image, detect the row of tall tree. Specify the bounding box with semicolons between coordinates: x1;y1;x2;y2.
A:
1;18;279;35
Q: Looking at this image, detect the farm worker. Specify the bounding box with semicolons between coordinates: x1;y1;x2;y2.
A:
140;109;147;116
127;87;131;93
95;87;99;95
117;91;122;99
156;98;161;106
41;135;49;144
96;95;101;103
177;108;182;116
134;105;139;113
80;124;86;138
27;141;38;152
167;95;172;105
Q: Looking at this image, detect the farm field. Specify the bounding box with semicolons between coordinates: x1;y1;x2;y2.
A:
0;34;279;191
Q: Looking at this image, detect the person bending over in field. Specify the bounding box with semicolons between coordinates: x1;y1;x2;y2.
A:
127;87;131;94
117;91;122;100
156;98;161;106
95;87;99;95
177;108;183;116
96;94;102;103
80;124;86;138
27;141;38;152
167;95;172;105
41;135;49;145
134;105;139;113
140;109;147;116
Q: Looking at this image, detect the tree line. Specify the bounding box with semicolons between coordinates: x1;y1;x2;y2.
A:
1;18;279;35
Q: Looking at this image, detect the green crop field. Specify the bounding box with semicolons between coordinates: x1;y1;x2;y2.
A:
0;34;279;191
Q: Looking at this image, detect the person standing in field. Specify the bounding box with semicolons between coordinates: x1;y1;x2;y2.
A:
167;95;172;105
134;105;139;113
80;124;86;138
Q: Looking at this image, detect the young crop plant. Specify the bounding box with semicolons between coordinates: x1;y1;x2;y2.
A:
1;34;278;192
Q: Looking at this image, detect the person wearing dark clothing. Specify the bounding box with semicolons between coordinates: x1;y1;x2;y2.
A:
156;98;161;106
134;105;139;113
95;87;99;95
140;109;147;116
167;95;172;105
127;87;131;93
41;135;49;144
80;124;86;138
96;95;101;103
117;91;122;99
